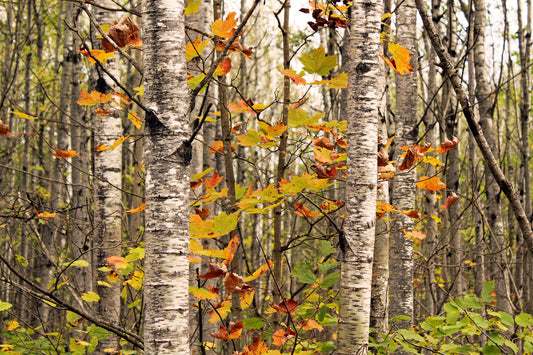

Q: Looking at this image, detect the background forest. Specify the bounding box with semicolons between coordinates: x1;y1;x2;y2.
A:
1;0;533;354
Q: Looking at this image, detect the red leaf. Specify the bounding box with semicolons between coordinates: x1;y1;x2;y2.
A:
313;137;335;150
436;136;460;153
204;172;223;188
210;321;244;340
441;191;459;210
195;207;210;220
270;299;298;314
290;96;309;109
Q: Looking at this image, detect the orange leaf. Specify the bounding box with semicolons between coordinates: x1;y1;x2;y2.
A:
224;272;243;293
195;207;210;220
298;318;324;331
212;12;238;38
204;172;223;188
77;90;112;106
210;321;244;340
52;149;78;158
215;57;232;76
436;136;460;153
125;201;145;215
95;144;108;152
223;235;240;265
270;299;298;314
400;209;421;219
186;36;211;61
198;263;227;279
313;137;335;150
291;96;309;109
294;202;321;218
416;176;446;193
441;191;459;210
272;327;296;347
381;42;413;75
37;211;56;218
209;140;225;153
215;38;253;58
404;230;427;240
378;163;395;179
278;68;306;85
398;144;423;171
106;256;128;269
77;49;114;64
313;146;334;164
241;337;269;355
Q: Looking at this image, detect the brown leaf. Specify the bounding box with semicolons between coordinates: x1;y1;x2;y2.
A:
290;96;309;109
224;272;243;293
195;207;210;220
398;144;423;171
0;120;10;135
223;235;240;265
101;17;141;53
198;263;227;279
270;298;298;314
313;137;335;150
377;146;389;166
436;136;460;153
441;191;459;210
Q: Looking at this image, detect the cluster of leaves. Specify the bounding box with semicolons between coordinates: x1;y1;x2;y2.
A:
371;282;533;355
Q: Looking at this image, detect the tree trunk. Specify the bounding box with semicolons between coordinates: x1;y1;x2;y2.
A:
337;0;383;353
143;0;191;353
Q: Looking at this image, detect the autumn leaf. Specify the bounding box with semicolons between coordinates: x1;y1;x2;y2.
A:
125;201;145;215
208;300;231;323
127;110;142;129
194;207;210;220
210;321;244;340
108;135;129;151
291;96;309;109
399;144;424;171
0;120;10;135
380;42;413;75
204;171;223;188
295;202;321;218
190;239;227;259
310;163;338;179
378;163;395;179
81;292;100;303
236;130;262;147
12;110;38;119
403;230;428;240
186;36;211;61
298;318;324;331
378;146;389;166
212;12;238;38
400;209;421;219
258;121;287;139
215;37;253;58
185;0;201;15
223;235;240;265
278;68;306;85
101;17;141;53
441;191;459;210
215;57;232;76
272;327;296;347
416;176;446;193
224;272;243;293
270;298;298;314
228;98;266;114
52;149;78;158
313;146;334;164
38;211;56;218
78;49;114;64
6;320;20;331
106;256;128;269
241;337;269;355
77;90;112;106
436;136;460;153
244;260;274;282
189;286;220;300
198;263;228;279
300;46;338;76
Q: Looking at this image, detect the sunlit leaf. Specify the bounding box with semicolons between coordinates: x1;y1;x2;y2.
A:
436;136;460;153
77;90;112;106
300;46;338;76
78;49;114;64
108;135;129;151
380;42;413;75
272;327;296;347
441;192;459;210
185;0;201;15
52;149;78;158
6;320;19;331
38;211;56;218
278;68;306;84
12;110;38;120
416;176;446;193
212;12;238;38
127;110;142;129
224;272;243;293
214;57;232;76
81;292;100;303
190;286;220;300
186;36;211;61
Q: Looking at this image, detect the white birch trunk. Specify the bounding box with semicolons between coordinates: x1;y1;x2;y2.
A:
143;0;191;353
337;0;383;353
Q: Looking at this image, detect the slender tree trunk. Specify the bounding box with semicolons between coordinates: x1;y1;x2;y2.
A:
143;0;191;353
337;0;383;353
389;0;418;334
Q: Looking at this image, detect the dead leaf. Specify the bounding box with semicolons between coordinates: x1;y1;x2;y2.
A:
224;272;243;293
270;299;298;314
441;191;459;210
101;17;141;53
198;263;227;279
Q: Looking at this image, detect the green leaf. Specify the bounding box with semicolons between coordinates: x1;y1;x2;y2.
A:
0;301;12;311
503;339;518;353
316;341;335;352
300;46;338;76
482;280;495;303
391;315;411;322
396;328;425;343
81;292;100;303
62;259;89;268
317;306;327;322
488;333;504;346
319;271;339;288
515;313;533;327
288;109;323;128
318;260;341;273
185;0;201;15
482;343;501;355
524;340;533;353
213;212;239;235
446;310;461;324
87;325;109;341
66;311;80;324
243;317;264;329
318;240;336;256
463;294;484;309
441;343;461;352
192;167;214;181
291;264;317;284
236;130;262;147
470;312;489;329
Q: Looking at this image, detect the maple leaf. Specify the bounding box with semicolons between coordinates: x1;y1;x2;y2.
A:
313;137;335;150
101;17;141;53
313;146;334;164
398;144;424;171
77;90;112;106
272;327;296;347
52;149;78;158
236;130;262;147
270;298;298;314
194;207;210;220
298;318;324;331
186;36;211;61
278;68;306;84
258;121;287;139
380;42;413;75
204;172;223;188
185;0;201;15
78;49;114;64
300;46;338;76
228;98;266;114
436;136;460;153
241;337;269;355
189;286;219;300
215;57;232;76
441;191;459;210
198;263;227;279
215;38;253;58
210;321;244;340
224;272;243;293
294;202;321;218
212;12;238;38
416;176;446;193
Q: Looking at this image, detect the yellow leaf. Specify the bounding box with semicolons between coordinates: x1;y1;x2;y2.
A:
382;42;413;75
108;135;130;151
125;201;145;215
190;286;220;300
77;90;112;106
186;36;211;61
185;0;201;15
127;110;142;129
95;144;108;152
244;260;274;282
52;149;78;158
38;212;56;218
12;110;38;119
6;321;19;331
78;49;114;64
81;292;100;303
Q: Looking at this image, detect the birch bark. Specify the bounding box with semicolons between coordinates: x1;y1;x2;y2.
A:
337;0;383;353
143;0;191;353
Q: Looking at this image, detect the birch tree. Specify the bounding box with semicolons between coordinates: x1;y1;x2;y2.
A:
143;0;191;353
337;0;383;353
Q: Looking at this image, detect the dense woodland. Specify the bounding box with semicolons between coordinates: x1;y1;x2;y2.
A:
1;0;533;354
